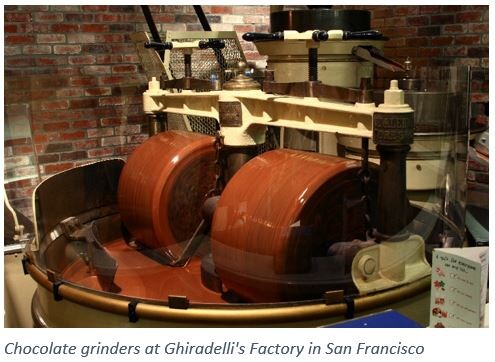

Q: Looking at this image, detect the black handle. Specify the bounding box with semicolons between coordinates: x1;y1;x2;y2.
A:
343;30;384;40
242;32;284;42
144;41;173;51
198;40;226;50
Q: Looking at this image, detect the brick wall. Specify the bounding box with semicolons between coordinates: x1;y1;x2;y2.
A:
3;5;489;222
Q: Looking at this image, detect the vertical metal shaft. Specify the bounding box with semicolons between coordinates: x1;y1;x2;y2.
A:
308;48;318;81
375;144;410;240
184;54;192;78
140;6;164;61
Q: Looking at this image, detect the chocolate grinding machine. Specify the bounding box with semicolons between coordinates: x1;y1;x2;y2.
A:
24;9;470;327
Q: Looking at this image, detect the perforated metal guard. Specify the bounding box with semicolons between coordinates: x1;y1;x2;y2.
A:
163;31;245;134
132;31;268;148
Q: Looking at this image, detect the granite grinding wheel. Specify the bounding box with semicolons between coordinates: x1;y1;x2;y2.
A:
211;149;372;302
118;130;216;258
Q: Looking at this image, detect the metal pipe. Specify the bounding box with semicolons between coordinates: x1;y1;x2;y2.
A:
140;5;164;61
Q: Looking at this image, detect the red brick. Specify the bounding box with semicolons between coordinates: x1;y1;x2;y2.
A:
418;26;441;36
467;47;489;57
98;76;127;85
372;8;393;18
243;16;266;24
406;37;428;47
386;37;406;47
99;97;125;107
4;46;21;56
33;13;63;22
5;35;35;45
95;34;125;43
384;17;406;27
37;34;66;43
82;44;112;54
6;57;35;67
69;76;98;87
122;55;139;63
56;67;81;77
40;100;69;111
65;13;95;22
126;135;147;144
88;128;114;138
37;154;60;164
406;16;429;26
61;151;87;161
471;93;489;103
431;14;455;25
4;137;32;147
54;45;81;54
443;24;466;34
31;90;57;101
5;24;17;33
394;6;418;16
69;98;99;109
42;162;75;175
33;134;49;144
101;136;126;147
87;148;115;158
81;5;109;11
13;145;35;155
94;14;122;22
443;46;467;57
431;36;454;46
82;24;108;33
56;88;84;98
212;6;234;14
59;131;86;140
72;120;98;128
390;27;417;37
69;55;96;65
441;5;462;12
96;55;123;64
395;47;418;57
112;65;137;73
469;23;489;33
22;45;52;55
418;47;442;57
82;65;111;74
419;6;440;14
115;125;141;135
19;23;50;33
51;24;80;33
36;57;67;66
45;143;72;153
455;35;481;45
100;117;126;126
5;13;31;22
43;122;70;131
84;87;112;96
67;34;95;44
109;44;135;53
74;139;100;150
456;11;483;23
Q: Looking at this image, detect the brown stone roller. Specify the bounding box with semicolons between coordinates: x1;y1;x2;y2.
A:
118;130;216;258
211;149;371;302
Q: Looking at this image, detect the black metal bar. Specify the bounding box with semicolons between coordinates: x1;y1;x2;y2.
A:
308;48;318;81
193;5;212;31
128;300;139;323
141;5;164;61
193;5;227;70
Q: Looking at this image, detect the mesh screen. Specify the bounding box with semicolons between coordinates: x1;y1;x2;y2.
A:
166;36;244;137
169;38;243;82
